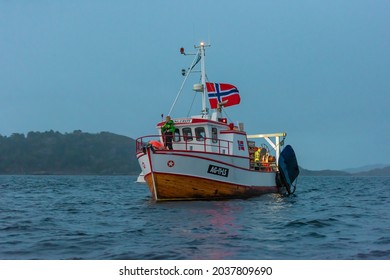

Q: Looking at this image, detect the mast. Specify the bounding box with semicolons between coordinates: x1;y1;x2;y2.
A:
170;42;210;117
195;42;221;120
199;42;208;116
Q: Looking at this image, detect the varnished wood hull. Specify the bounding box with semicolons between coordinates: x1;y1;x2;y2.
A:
144;172;279;201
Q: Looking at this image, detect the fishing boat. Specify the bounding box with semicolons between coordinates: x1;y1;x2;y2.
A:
135;42;299;201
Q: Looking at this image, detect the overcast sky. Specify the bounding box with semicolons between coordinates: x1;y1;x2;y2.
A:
1;0;389;170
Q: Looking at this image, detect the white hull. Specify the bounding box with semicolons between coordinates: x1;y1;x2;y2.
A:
137;147;282;201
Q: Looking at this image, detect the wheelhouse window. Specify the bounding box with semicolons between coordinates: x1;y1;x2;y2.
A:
174;128;181;142
195;127;205;141
211;127;218;143
182;127;193;142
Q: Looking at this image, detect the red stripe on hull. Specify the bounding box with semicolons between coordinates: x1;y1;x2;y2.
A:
144;172;279;201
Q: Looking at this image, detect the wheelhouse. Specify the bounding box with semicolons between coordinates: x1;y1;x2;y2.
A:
156;117;248;156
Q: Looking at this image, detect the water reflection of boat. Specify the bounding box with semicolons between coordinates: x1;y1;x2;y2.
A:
136;42;299;201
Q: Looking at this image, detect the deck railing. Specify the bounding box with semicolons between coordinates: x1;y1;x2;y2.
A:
136;135;232;155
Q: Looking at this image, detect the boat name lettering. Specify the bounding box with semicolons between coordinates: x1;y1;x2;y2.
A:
174;119;192;124
207;165;229;177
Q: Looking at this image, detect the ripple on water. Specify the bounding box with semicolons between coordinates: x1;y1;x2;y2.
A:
0;175;389;260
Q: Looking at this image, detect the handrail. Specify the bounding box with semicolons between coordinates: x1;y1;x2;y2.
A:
136;134;232;155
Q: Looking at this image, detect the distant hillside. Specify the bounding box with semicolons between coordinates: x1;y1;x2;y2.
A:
299;166;390;176
0;130;140;175
343;164;389;174
1;131;389;176
353;166;390;176
299;167;350;176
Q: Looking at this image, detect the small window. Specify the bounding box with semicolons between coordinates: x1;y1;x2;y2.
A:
211;127;218;143
174;128;181;142
182;127;193;142
195;127;205;141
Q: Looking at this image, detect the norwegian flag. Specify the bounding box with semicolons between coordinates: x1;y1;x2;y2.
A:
237;140;245;151
206;82;241;109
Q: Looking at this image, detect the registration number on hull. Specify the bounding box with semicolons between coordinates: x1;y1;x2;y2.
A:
207;165;229;177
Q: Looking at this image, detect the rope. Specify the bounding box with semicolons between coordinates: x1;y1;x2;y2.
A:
187;93;197;117
168;50;201;116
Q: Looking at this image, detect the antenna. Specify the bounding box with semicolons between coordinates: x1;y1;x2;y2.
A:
168;47;202;116
179;47;196;56
169;42;211;117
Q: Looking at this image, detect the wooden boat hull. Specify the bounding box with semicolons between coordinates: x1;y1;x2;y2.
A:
144;172;279;201
138;147;282;201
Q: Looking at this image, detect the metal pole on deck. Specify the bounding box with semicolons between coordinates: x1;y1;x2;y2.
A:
200;42;207;116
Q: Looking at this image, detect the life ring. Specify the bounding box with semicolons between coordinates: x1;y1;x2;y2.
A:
149;140;164;150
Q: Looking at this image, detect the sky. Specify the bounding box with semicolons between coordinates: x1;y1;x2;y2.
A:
1;0;389;170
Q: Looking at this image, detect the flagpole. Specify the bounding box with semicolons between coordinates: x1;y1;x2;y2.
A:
199;42;208;117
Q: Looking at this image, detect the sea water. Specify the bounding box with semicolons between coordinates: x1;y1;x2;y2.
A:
0;175;389;260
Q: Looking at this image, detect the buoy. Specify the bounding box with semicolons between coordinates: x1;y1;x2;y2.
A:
149;140;164;150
